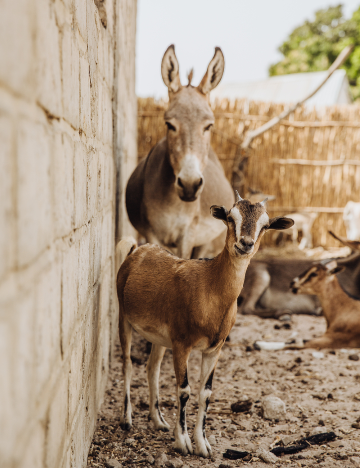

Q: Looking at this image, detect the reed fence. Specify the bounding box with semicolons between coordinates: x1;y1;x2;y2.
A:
137;97;360;247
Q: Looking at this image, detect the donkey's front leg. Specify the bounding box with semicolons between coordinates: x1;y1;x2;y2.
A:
194;348;221;457
172;343;193;455
147;344;170;431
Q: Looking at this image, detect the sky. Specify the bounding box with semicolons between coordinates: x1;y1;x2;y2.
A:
136;0;360;97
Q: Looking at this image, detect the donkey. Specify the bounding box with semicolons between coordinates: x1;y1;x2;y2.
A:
117;194;293;457
126;45;234;259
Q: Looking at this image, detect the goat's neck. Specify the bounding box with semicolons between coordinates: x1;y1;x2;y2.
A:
316;277;354;324
210;248;251;305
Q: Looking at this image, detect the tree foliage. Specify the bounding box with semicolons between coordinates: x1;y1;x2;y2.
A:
269;5;360;100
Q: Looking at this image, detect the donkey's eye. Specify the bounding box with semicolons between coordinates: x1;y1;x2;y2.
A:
204;124;213;132
165;122;176;131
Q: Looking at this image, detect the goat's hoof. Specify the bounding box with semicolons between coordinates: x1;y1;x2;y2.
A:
120;422;132;431
174;434;193;455
195;439;212;458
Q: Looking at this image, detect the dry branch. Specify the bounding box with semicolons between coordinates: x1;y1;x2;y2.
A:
272;158;360;166
240;45;353;150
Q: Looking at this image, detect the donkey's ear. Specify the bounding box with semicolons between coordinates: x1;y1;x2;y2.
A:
268;216;294;230
197;47;225;95
210;205;228;224
161;44;182;94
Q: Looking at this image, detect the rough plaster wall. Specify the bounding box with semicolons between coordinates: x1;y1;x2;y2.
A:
0;0;137;467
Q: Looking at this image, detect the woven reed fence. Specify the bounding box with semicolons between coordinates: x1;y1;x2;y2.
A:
138;97;360;247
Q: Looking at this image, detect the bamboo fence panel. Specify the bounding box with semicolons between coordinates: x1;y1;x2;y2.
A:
137;97;360;247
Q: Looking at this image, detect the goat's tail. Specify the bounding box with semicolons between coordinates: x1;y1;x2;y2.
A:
115;236;137;273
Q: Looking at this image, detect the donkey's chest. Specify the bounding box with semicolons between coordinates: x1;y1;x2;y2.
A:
147;203;198;245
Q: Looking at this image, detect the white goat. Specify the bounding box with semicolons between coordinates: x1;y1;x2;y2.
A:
343;201;360;241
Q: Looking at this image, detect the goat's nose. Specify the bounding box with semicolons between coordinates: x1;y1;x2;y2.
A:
240;238;254;248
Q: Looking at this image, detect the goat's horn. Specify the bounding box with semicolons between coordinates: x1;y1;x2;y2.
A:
235;190;242;202
260;198;268;206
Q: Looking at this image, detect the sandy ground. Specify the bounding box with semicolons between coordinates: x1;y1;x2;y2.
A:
87;246;360;468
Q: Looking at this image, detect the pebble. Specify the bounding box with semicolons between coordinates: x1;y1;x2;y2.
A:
105;460;122;468
125;438;135;445
208;434;216;445
255;447;278;464
279;314;291;322
261;396;286;420
349;354;360;361
312;351;324;359
154;452;168;467
311;426;327;435
226;424;238;433
350;456;360;466
168;458;184;468
146;454;155;465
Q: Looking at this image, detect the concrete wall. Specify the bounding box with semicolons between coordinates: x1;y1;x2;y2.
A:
0;0;137;467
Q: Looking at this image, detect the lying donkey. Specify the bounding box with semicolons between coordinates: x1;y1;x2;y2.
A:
126;45;234;259
117;194;293;457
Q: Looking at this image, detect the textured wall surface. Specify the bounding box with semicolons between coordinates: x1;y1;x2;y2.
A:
0;0;137;467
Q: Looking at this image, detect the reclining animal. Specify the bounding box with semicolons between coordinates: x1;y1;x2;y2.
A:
239;231;360;319
289;255;360;348
116;193;293;457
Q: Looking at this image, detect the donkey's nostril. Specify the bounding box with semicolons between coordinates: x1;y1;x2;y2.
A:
198;178;203;187
177;178;184;189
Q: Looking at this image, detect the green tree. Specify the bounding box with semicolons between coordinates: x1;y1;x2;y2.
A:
269;5;360;100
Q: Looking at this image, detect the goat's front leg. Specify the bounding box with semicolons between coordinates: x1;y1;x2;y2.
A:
147;344;170;431
194;348;221;457
172;343;193;455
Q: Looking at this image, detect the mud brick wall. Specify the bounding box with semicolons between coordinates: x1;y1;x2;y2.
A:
0;0;137;467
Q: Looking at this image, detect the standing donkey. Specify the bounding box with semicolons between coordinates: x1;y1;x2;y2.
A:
126;45;234;259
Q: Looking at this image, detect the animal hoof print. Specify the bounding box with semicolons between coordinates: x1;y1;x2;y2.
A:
120;422;132;431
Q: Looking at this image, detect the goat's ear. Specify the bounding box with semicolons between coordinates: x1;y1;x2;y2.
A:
327;265;346;276
268;216;294;230
161;45;182;94
329;230;360;252
210;205;228;223
197;47;225;95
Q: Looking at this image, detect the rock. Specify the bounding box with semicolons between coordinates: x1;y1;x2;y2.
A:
154;452;168;467
261;396;286;420
146;454;155;465
231;400;252;413
350;456;360;466
208;434;216;445
279;314;291;322
226;424;238;433
168;458;184;468
105;460;122;468
349;354;359;361
311;427;327;436
255;447;278;464
125;438;135;445
281;435;296;446
312;351;324;359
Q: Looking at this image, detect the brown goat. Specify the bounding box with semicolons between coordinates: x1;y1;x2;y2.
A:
116;194;293;457
290;257;360;349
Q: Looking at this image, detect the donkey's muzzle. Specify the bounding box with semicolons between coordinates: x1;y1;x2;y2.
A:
177;177;203;202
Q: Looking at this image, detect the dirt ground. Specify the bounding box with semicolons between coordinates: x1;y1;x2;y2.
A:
87;246;360;468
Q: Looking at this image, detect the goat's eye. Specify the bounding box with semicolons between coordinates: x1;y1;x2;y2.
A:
308;272;318;280
204;124;213;132
228;217;235;225
165;122;176;131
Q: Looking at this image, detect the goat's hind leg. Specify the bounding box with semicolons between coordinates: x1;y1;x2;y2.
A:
147;344;170;431
172;344;193;455
194;348;221;458
119;316;133;430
